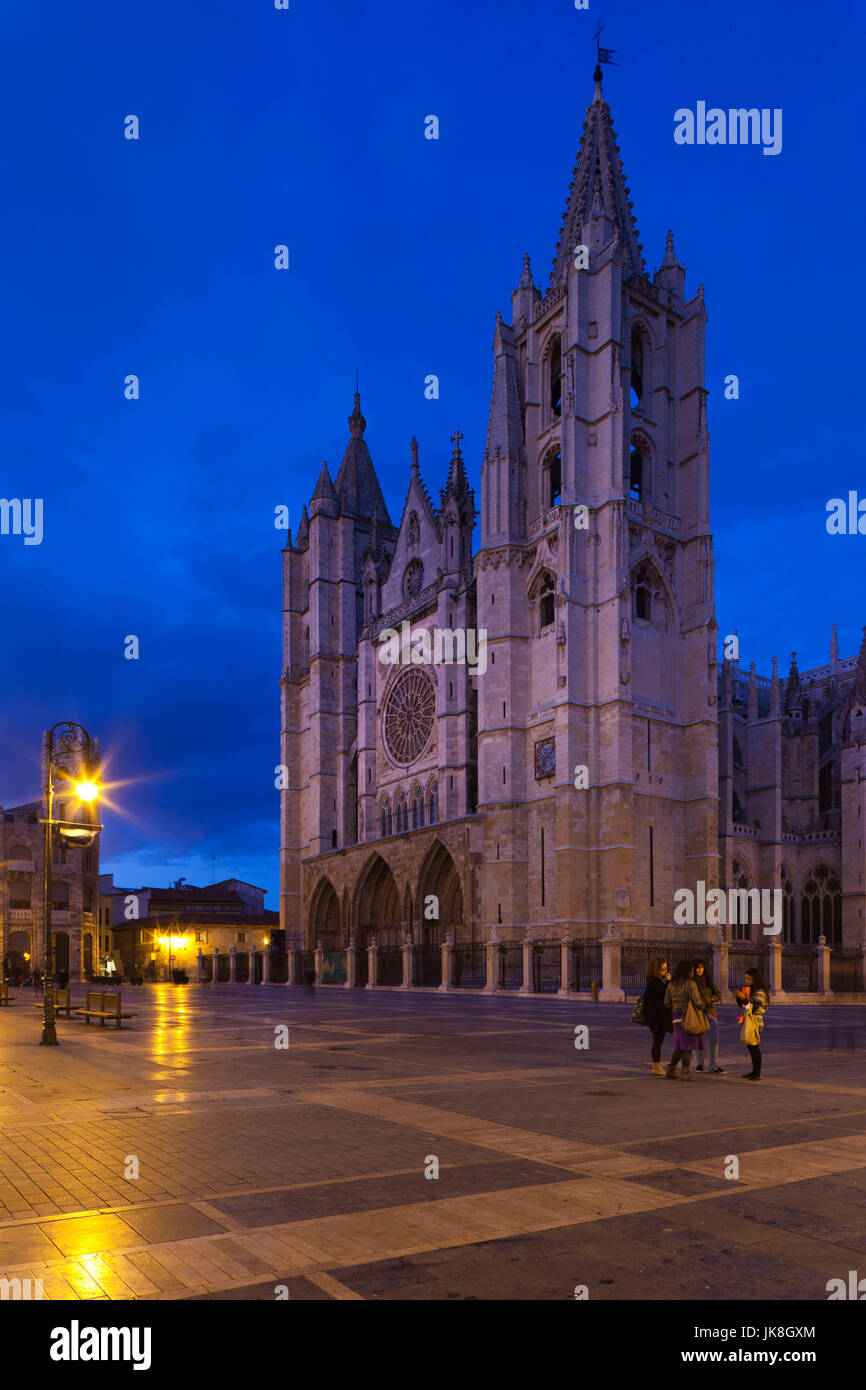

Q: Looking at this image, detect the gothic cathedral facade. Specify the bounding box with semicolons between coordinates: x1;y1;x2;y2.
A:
279;72;865;973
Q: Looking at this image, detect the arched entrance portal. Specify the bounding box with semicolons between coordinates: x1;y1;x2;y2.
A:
308;878;341;950
355;855;401;987
417;842;464;946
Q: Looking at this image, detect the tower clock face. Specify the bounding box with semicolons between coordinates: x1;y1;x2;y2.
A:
383;668;435;765
535;737;556;778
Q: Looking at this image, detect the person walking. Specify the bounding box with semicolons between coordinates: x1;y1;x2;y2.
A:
664;961;706;1080
645;957;672;1075
693;959;723;1073
733;968;769;1080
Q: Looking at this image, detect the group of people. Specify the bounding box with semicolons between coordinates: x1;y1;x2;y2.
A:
643;957;769;1081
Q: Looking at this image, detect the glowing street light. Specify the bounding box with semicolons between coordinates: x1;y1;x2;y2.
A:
40;722;102;1047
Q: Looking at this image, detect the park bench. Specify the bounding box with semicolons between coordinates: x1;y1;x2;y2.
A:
0;983;16;1006
74;990;137;1030
32;987;73;1016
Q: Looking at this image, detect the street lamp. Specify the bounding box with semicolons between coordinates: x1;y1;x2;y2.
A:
40;722;102;1047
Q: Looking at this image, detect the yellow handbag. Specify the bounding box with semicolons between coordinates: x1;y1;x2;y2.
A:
739;1009;761;1046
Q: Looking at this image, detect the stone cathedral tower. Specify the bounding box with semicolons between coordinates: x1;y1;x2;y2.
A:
280;67;720;960
476;65;718;943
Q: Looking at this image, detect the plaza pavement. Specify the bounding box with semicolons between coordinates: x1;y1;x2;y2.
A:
0;983;864;1301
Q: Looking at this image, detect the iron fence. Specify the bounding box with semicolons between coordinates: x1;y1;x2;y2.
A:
454;943;486;989
413;946;442;988
781;948;817;993
235;954;250;984
269;951;288;984
217;954;230;983
296;950;316;986
831;949;863;993
497;943;523;990
378;947;403;987
569;938;603;992
531;939;561;993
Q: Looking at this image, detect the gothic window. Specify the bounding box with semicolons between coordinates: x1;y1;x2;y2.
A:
630;325;645;410
730;866;755;942
303;627;310;673
629;446;644;502
633;565;652;622
380;797;392;838
549;336;562;418
408;512;420;547
733;738;745;769
383;668;436;765
732;790;746;825
538;573;555;630
364;578;376;624
819;762;836;814
782;868;796;943
394;793;408;834
411;786;425;829
428;780;438;825
403;559;425;597
801;863;842;944
548;450;562;507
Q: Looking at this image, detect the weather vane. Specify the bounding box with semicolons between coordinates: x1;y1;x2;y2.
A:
594;22;618;78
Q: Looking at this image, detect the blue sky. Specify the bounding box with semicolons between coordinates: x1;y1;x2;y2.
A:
1;0;864;904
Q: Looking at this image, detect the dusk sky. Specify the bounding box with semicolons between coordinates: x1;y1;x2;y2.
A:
2;0;863;905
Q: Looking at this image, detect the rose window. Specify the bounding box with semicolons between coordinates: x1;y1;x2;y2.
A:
383;668;435;765
403;560;425;597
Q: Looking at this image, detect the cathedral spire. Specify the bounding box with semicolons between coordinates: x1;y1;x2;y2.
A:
748;662;758;722
785;652;802;711
441;429;470;504
310;461;340;516
770;655;781;718
333;390;392;525
830;621;839;671
550;73;644;290
295;503;309;547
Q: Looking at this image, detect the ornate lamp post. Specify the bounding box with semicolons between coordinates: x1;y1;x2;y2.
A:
40;722;101;1047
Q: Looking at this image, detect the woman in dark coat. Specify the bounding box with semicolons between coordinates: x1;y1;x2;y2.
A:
646;956;672;1075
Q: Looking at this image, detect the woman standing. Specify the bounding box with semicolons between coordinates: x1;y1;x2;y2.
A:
645;957;672;1075
693;959;724;1073
664;961;706;1080
733;968;769;1080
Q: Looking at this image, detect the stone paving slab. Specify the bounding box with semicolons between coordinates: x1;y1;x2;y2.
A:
2;987;866;1300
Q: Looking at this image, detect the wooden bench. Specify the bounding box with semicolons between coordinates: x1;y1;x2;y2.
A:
0;983;16;1006
73;990;137;1030
32;987;73;1016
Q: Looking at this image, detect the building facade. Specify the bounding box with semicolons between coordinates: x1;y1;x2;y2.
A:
279;70;865;991
1;798;100;981
104;877;278;981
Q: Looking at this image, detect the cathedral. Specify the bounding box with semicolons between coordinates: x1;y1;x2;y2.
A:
279;68;865;990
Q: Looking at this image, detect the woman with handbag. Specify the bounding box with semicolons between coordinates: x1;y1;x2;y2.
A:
733;968;769;1079
693;959;724;1073
663;960;708;1080
645;957;672;1075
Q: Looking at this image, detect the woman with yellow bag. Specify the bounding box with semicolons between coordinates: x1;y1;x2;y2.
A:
733;968;770;1080
663;961;708;1081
